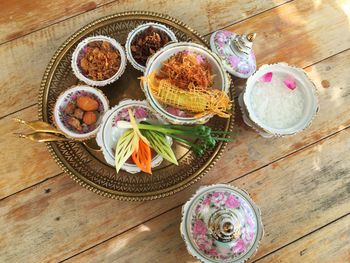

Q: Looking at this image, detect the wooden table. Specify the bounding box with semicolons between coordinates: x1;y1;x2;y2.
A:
1;1;350;262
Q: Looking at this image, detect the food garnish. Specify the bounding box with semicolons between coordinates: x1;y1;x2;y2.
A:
157;51;214;90
114;129;139;173
141;129;178;165
61;95;100;133
114;109;236;174
135;122;235;157
143;51;231;118
114;110;236;173
131;26;170;66
114;110;151;173
147;72;231;118
78;41;121;81
131;139;152;174
283;75;297;90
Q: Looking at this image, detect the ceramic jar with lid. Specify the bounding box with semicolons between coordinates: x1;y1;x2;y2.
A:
181;184;263;263
210;31;257;78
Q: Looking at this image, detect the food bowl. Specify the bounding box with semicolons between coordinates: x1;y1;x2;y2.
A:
238;93;274;138
142;42;231;125
242;63;318;136
71;35;127;86
125;22;177;72
96;99;168;174
53;85;109;140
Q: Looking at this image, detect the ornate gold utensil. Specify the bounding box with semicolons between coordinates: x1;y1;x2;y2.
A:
12;118;64;135
13;118;102;151
14;132;71;142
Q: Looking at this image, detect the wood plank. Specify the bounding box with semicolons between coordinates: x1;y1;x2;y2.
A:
256;215;350;263
0;0;112;43
0;0;289;117
0;1;349;261
0;0;290;44
2;41;350;199
65;128;350;262
1;47;350;261
0;106;62;199
225;0;350;68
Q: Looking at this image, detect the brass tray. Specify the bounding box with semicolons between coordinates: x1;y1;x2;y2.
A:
38;11;235;201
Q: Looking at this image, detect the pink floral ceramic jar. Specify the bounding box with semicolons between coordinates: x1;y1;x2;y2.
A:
181;184;263;263
210;31;257;79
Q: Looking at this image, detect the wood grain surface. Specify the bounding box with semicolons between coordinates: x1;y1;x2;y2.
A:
257;214;350;263
1;48;349;260
2;0;350;198
0;0;289;117
65;128;350;262
0;0;290;44
1;0;350;262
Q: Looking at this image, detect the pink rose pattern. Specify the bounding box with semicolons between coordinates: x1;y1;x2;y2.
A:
214;31;255;75
191;191;256;261
193;219;207;236
225;195;240;209
232;238;246;254
112;106;152;127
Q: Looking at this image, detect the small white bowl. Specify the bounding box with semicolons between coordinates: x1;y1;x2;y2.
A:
238;93;274;138
71;35;127;87
242;63;318;136
53;85;109;140
142;42;231;125
96;99;167;174
125;22;177;72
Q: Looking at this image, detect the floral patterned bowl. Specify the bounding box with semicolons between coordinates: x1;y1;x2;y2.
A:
142;42;231;125
125;22;178;72
53;85;109;140
96;99;167;174
181;184;263;263
71;35;127;87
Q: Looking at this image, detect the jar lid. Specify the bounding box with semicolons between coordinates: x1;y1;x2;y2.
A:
181;184;263;263
210;31;256;78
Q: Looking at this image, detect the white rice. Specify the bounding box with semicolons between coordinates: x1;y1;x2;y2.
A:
251;74;305;129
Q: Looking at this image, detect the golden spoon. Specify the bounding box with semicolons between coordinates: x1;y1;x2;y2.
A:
12;118;64;135
14;132;71;143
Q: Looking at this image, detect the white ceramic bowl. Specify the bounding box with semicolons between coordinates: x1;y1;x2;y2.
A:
71;35;127;87
125;22;177;72
243;63;318;136
96;99;167;174
238;93;274;138
53;85;109;140
142;42;231;125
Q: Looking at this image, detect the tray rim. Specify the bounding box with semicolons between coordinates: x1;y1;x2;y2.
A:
38;11;235;201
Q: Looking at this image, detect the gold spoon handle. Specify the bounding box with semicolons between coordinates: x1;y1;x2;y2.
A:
14;132;71;143
12;118;64;135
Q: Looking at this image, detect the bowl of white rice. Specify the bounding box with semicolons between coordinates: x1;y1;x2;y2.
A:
242;63;318;137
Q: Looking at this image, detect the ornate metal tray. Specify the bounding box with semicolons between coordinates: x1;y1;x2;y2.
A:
38;11;234;201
